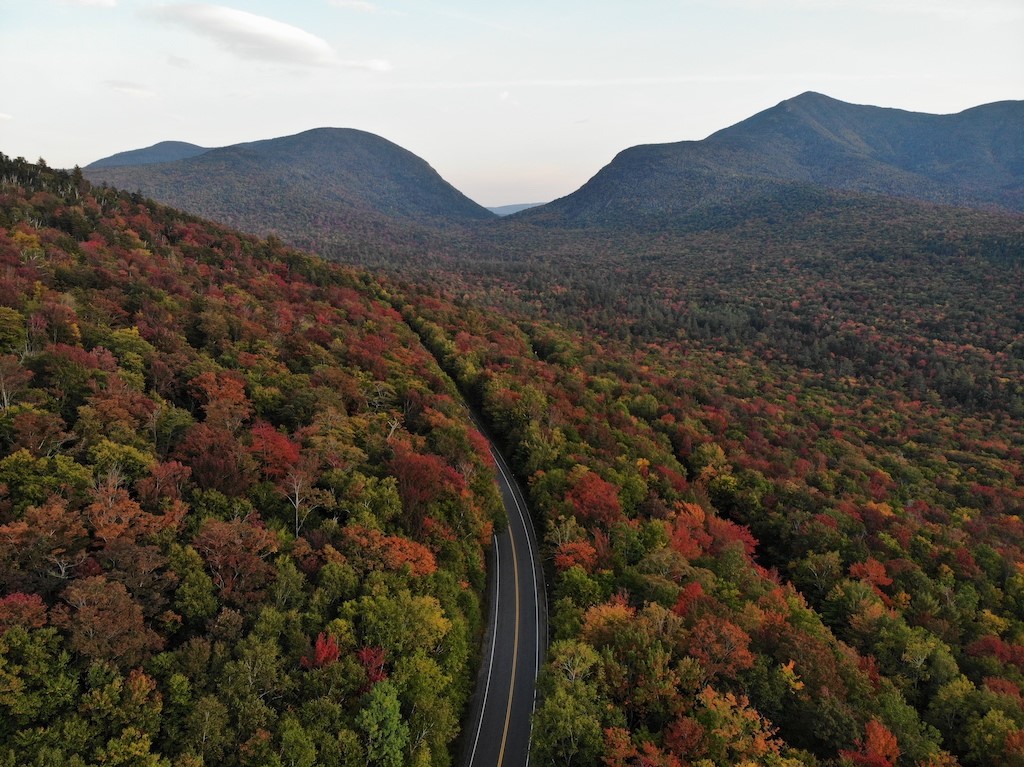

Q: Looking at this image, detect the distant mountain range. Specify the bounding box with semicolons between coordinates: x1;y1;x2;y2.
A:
517;92;1024;227
83;93;1023;243
487;203;546;216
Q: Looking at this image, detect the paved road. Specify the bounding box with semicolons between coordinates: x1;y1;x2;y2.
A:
462;422;547;767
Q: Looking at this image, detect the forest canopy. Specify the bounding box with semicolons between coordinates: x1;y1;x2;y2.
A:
2;146;1024;767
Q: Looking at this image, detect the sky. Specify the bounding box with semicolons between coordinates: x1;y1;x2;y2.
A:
1;1;1022;207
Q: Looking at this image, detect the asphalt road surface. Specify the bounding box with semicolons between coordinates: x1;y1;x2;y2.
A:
462;425;547;767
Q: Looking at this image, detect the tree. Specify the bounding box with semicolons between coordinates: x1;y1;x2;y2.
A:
51;576;162;669
135;460;191;510
11;409;74;457
695;686;784;765
192;517;279;606
566;469;623;528
840;719;900;767
190;370;252;433
184;695;232;764
340;525;437;578
356;646;388;690
0;354;32;410
355;588;450;659
84;470;164;545
301;632;341;670
357;680;408;767
174;423;257;497
0;495;88;588
223;635;289;738
687;616;755;683
0;625;79;740
554;539;599;572
393;650;456;765
532;677;604;767
278;714;318;767
0;308;28;355
0;593;47;634
249;421;301;481
168;544;218;623
0;449;93;515
388;442;462;532
280;461;333;536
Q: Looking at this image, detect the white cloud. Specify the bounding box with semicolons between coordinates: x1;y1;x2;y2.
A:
167;54;193;69
0;113;12;121
339;58;392;71
152;4;340;66
105;80;156;98
713;0;1022;21
61;0;117;7
330;0;377;11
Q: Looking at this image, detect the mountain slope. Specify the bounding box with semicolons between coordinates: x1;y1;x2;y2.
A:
84;128;495;257
520;92;1024;227
85;140;210;168
0;154;499;767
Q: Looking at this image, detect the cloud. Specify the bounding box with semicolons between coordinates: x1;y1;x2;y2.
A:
0;113;12;121
714;0;1022;20
339;58;392;72
152;4;340;66
377;73;910;91
330;0;377;10
61;0;117;6
166;54;193;69
105;80;156;98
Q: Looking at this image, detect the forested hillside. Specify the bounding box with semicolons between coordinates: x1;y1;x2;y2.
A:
381;178;1024;766
4;89;1024;767
83;128;496;264
0;156;499;767
397;255;1024;765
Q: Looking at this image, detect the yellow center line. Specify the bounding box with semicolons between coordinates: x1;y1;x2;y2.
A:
496;492;521;767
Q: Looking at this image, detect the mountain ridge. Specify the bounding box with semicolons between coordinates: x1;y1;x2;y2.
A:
86;140;210;168
518;92;1024;227
84;128;495;258
82;93;1024;243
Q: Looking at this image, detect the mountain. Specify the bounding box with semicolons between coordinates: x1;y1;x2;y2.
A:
488;202;546;216
85;140;210;168
84;128;495;258
0;154;497;767
518;92;1024;228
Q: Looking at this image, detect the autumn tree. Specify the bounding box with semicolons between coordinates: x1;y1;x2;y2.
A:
687;615;756;683
840;719;901;767
0;495;88;589
52;576;163;669
192;516;279;605
566;468;623;528
0;354;32;410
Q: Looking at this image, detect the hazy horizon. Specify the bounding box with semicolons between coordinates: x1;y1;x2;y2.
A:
2;0;1021;206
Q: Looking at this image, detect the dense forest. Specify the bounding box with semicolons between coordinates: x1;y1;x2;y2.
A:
397;269;1024;766
0;155;500;767
389;192;1024;766
3;141;1024;767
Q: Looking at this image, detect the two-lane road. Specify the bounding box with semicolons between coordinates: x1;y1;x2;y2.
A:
462;424;547;767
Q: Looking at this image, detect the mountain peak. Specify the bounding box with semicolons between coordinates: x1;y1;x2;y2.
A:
84;128;495;254
86;141;210;169
521;93;1024;228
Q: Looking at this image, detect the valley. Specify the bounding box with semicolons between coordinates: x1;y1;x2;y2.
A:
2;92;1024;766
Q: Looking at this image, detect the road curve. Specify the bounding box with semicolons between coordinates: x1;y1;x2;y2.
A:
461;418;547;767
